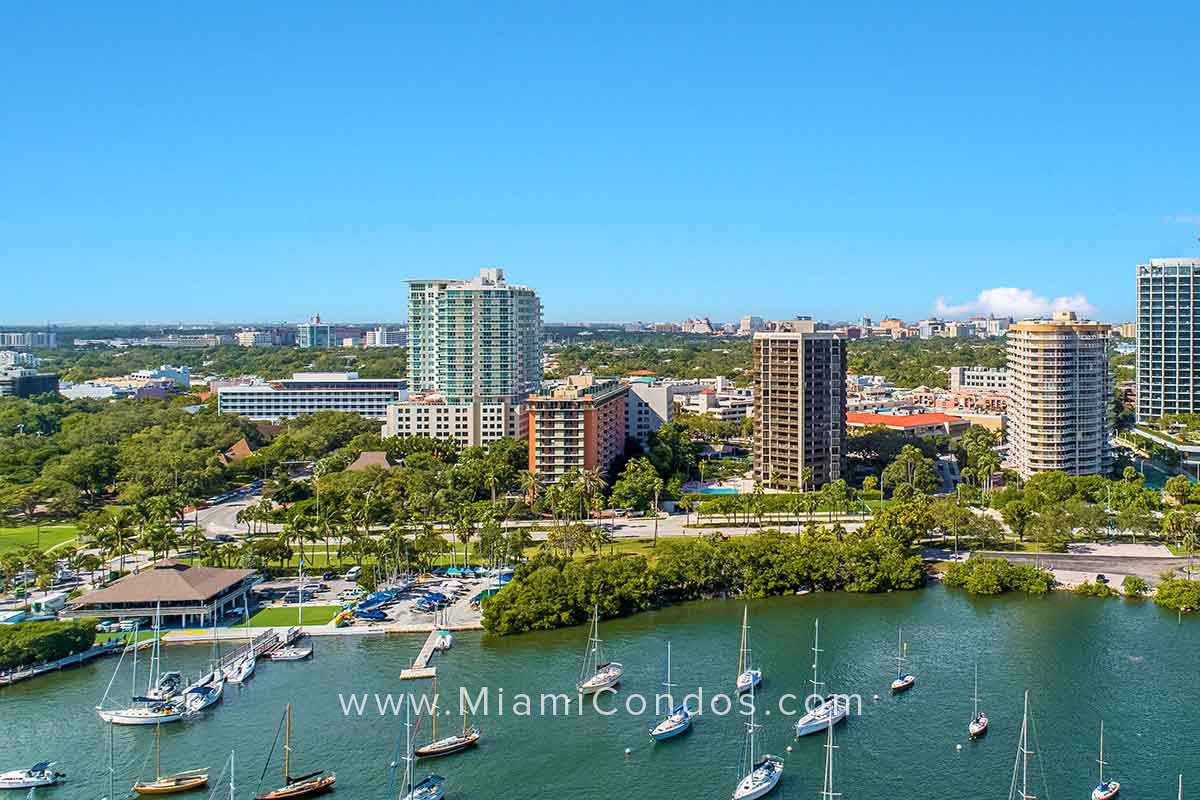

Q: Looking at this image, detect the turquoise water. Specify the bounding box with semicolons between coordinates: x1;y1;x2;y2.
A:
2;585;1197;799
698;487;738;495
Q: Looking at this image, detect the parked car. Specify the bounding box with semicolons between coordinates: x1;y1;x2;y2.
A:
338;587;365;601
214;534;235;543
345;566;362;581
1096;574;1109;584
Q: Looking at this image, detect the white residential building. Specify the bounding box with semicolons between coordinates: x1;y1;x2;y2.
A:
948;366;1008;392
1006;312;1111;476
0;351;40;368
625;381;674;448
235;330;277;348
388;268;542;446
365;327;407;348
218;372;407;421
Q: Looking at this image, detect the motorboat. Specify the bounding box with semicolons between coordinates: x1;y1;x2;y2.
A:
0;762;62;789
270;644;313;661
433;630;453;651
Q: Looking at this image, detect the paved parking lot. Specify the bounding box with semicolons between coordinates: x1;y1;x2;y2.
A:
251;574;488;629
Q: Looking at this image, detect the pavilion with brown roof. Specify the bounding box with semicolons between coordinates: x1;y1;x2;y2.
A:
346;451;394;471
64;560;258;626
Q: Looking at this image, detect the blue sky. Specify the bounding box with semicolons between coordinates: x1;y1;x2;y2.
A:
3;1;1198;325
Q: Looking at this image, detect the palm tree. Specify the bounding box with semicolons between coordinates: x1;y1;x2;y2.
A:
108;507;138;573
519;470;544;509
579;468;607;522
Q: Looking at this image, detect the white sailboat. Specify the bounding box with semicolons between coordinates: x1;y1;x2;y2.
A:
97;607;187;726
735;606;762;694
731;683;783;800
889;627;914;693
795;619;848;737
1091;721;1120;800
575;604;623;695
649;641;692;741
968;663;988;738
224;654;256;684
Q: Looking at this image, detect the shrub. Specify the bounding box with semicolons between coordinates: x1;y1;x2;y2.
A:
943;557;1054;595
0;618;98;670
1154;577;1200;612
1073;580;1119;598
1121;575;1149;596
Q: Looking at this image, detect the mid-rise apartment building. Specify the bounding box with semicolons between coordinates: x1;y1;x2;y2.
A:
236;330;276;348
625;380;674;449
0;351;40;368
0;331;57;349
948;366;1008;393
387;269;542;447
752;332;847;490
218;372;407;421
1136;258;1200;421
527;374;628;482
1006;312;1112;476
364;327;407;348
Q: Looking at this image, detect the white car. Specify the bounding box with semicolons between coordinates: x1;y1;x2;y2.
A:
337;588;365;600
344;566;362;581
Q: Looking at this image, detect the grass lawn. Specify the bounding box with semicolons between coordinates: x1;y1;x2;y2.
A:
0;525;81;555
237;605;341;628
523;537;663;562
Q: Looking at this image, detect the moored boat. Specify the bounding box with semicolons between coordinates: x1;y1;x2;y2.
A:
254;704;336;800
1091;721;1120;800
889;627;914;693
0;762;62;789
270;645;314;662
649;641;692;741
968;663;988;738
731;682;782;800
735;606;763;695
795;619;848;738
575;604;623;694
223;655;255;684
132;724;209;795
414;680;482;758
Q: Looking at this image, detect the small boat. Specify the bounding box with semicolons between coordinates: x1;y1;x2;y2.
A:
182;679;223;715
795;619;848;738
649;642;692;741
968;663;988;738
254;704;336;800
731;684;783;800
1091;721;1120;800
414;679;481;758
99;700;187;726
224;656;255;685
889;627;915;692
735;606;762;694
132;724;209;795
433;630;453;651
575;604;623;695
0;762;62;789
270;645;313;662
354;609;388;622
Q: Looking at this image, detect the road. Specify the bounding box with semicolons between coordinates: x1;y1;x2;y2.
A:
978;551;1190;582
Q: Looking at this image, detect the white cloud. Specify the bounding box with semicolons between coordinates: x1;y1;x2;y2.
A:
933;287;1095;319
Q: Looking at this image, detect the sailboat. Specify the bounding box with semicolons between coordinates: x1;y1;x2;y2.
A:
131;724;209;795
731;683;783;800
795;619;848;737
97;611;187;726
735;606;763;694
575;604;623;694
968;663;988;738
414;679;481;758
1091;721;1120;800
223;654;256;685
889;627;914;693
649;641;692;741
395;697;445;800
254;704;336;799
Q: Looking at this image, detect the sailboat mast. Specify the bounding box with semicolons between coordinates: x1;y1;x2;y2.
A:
821;706;839;800
155;723;161;779
1020;691;1032;800
108;723;115;800
811;619;823;698
973;663;979;719
130;621;139;700
229;751;235;800
1097;721;1105;784
738;606;749;675
283;703;291;784
431;679;439;741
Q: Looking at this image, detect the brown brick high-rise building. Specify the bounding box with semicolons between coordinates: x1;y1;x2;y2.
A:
527;374;628;483
753;331;847;490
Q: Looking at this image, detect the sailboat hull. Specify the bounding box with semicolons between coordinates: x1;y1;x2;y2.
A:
794;696;849;737
969;715;989;738
732;756;783;800
132;773;209;794
736;669;762;694
890;674;915;692
1093;782;1120;800
99;706;185;725
650;716;692;741
577;663;623;694
255;774;336;799
414;730;481;758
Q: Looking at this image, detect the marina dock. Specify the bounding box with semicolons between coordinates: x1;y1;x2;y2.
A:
0;638;125;687
399;629;442;680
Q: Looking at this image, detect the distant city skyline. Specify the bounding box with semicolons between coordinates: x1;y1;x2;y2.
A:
4;3;1198;323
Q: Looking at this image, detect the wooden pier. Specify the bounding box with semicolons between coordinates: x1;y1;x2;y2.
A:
0;638;125;687
399;629;441;680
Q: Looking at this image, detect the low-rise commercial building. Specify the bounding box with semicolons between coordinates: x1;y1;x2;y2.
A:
948;366;1008;392
846;411;971;439
64;560;256;627
528;374;628;482
218;372;407;421
0;369;59;398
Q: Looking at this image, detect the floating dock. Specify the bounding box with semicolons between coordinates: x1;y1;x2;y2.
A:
399;629;441;680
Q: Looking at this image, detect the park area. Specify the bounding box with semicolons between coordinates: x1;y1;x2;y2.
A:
0;524;79;555
236;605;341;628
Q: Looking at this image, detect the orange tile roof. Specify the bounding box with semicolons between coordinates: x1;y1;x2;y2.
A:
846;412;965;428
627;370;657;376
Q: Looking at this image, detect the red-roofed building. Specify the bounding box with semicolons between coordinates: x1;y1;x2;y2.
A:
846;411;970;439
